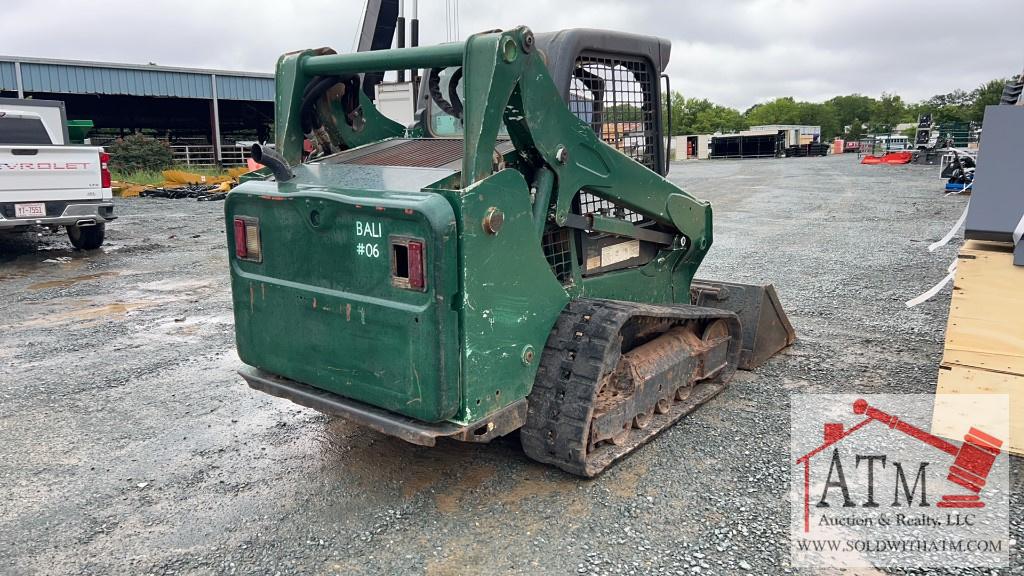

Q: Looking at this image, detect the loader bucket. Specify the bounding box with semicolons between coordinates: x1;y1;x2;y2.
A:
690;280;796;370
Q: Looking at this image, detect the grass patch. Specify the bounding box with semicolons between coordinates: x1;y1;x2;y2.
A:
112;166;230;186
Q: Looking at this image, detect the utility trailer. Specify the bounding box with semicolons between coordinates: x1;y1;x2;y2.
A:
226;27;795;476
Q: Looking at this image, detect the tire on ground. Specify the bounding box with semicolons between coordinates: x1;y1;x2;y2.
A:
67;223;105;250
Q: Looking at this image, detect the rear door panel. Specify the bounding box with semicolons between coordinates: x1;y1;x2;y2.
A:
227;180;461;422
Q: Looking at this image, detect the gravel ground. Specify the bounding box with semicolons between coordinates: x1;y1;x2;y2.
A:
0;154;1019;575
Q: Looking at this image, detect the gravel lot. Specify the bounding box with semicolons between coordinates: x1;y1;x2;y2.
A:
0;155;1019;575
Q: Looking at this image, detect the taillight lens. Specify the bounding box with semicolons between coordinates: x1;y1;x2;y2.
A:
99;152;111;188
408;240;424;290
391;238;426;291
233;218;247;258
233;217;261;262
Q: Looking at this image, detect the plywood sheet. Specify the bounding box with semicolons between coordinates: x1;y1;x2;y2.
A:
933;364;1022;457
942;241;1024;375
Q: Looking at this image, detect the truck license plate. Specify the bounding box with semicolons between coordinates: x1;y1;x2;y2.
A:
14;203;46;218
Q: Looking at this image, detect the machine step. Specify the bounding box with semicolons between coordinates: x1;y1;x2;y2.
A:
239;366;527;446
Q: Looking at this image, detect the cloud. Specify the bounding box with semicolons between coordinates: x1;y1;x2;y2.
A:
2;0;1020;109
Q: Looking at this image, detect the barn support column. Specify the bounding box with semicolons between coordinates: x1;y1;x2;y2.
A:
14;61;24;98
210;73;223;166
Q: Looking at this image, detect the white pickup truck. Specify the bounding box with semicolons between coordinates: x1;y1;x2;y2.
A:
0;98;114;249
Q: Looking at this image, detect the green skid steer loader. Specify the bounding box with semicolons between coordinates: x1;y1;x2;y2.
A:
226;27;795;476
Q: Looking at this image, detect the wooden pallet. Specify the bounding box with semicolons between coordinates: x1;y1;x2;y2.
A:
932;240;1023;457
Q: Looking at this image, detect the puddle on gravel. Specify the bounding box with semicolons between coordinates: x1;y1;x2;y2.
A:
135;278;214;292
28;271;120;290
0;271;29;281
608;461;649;499
20;301;155;327
434;464;497;513
151;313;233;338
0;254;86;278
494;472;576;510
306;423;486;501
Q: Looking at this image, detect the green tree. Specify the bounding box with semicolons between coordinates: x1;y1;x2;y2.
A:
826;94;877;132
925;89;973;107
658;76;1012;142
661;91;746;135
691;104;746;134
847;117;865;140
744;97;802;125
795;102;840;139
969;79;1007;121
662;91;687;135
679;97;715;133
921;89;972;124
742;97;839;138
107;133;173;172
910;79;1006;127
871;92;907;134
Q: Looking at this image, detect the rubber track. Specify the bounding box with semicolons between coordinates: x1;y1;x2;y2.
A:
520;298;740;477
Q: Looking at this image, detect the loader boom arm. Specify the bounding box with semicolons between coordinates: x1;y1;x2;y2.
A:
272;27;711;265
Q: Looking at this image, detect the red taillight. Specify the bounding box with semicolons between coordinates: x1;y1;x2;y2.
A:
391;238;426;291
99;152;111;188
233;216;262;262
233;218;248;258
408;240;424;290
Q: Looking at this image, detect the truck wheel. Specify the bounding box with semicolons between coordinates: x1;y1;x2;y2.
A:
67;223;105;250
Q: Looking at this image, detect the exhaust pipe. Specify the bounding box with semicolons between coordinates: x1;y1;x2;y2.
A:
251;144;294;182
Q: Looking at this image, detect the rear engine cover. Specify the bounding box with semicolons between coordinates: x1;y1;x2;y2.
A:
226;167;460;422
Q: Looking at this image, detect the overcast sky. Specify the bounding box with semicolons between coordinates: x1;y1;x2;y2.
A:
3;0;1021;110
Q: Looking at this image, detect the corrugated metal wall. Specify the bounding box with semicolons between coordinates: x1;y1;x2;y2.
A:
20;63;213;98
0;59;274;101
216;75;274;101
0;62;16;91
